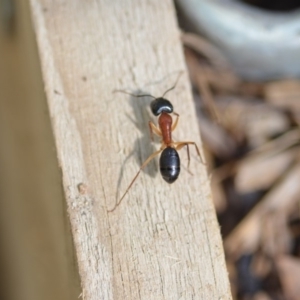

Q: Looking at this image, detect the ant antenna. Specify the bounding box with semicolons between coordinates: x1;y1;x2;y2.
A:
161;71;184;98
113;71;184;100
113;89;156;99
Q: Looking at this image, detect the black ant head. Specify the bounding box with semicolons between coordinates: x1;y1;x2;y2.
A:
150;97;174;116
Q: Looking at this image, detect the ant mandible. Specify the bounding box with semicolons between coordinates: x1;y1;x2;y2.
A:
108;72;203;212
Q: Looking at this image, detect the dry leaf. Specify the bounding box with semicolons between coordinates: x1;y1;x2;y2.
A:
235;148;297;193
252;252;271;279
276;255;300;300
265;79;300;111
252;292;271;300
198;113;238;159
225;162;300;257
260;212;292;257
182;32;231;70
215;96;290;148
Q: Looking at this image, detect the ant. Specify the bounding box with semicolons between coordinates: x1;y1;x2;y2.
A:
108;73;203;212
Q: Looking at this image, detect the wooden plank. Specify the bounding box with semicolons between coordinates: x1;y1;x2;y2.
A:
0;1;81;300
29;0;232;299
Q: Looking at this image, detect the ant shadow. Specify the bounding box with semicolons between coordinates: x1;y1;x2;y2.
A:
116;90;159;200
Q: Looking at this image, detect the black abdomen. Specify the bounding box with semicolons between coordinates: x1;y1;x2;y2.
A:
159;147;180;183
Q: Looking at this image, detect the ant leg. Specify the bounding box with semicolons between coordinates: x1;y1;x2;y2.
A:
172;112;179;131
108;148;163;212
149;121;162;141
175;142;192;172
174;141;205;165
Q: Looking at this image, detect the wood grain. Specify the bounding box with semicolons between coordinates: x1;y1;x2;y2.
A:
0;1;81;299
29;0;231;299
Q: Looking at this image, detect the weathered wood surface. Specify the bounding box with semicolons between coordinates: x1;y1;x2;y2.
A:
29;0;231;299
0;1;81;300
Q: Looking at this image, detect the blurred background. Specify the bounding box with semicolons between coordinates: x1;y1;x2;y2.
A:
176;0;300;299
1;0;300;299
